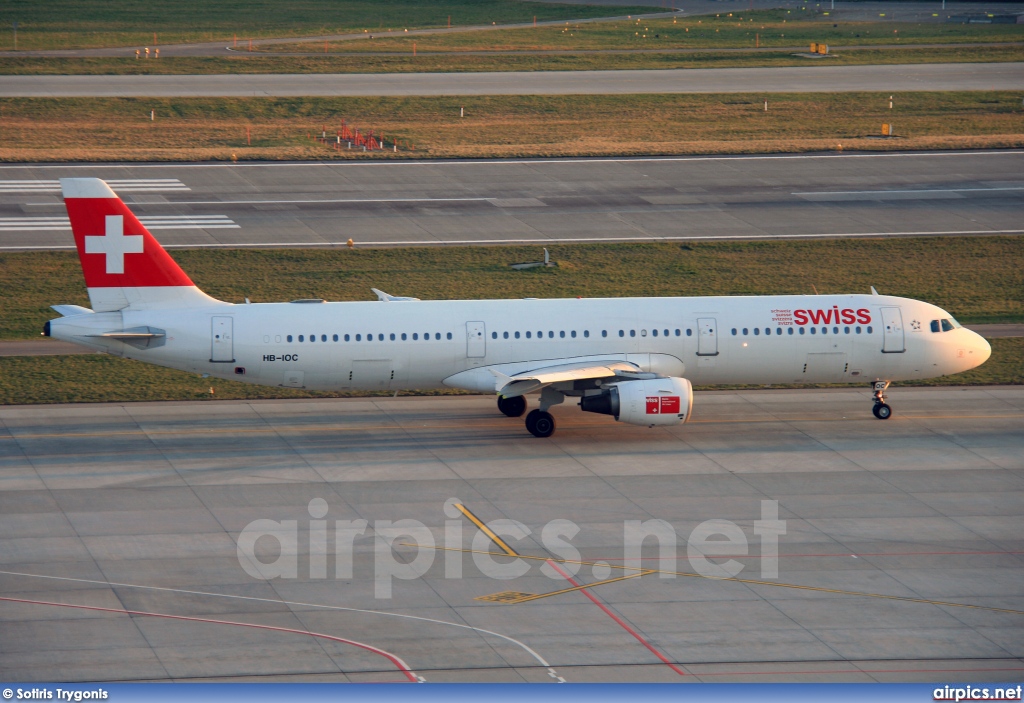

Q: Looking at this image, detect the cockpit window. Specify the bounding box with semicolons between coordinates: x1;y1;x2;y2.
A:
930;320;940;333
941;319;955;332
949;317;962;329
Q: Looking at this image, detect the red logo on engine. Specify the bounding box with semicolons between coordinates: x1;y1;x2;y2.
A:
647;396;681;414
792;307;872;325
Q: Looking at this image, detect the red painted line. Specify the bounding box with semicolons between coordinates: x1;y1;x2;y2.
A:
0;595;419;683
545;559;687;677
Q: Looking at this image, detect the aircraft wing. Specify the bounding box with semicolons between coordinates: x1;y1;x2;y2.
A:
492;360;647;397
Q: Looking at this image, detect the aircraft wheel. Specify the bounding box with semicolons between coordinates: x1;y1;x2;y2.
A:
873;403;892;420
498;395;527;418
526;409;556;438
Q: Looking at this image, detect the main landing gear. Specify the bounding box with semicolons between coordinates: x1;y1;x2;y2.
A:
500;388;563;437
497;395;527;418
871;380;892;420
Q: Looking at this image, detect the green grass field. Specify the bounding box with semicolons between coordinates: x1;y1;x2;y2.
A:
0;0;651;51
2;45;1019;76
269;9;1024;53
1;91;1022;162
3;237;1020;404
4;237;1022;341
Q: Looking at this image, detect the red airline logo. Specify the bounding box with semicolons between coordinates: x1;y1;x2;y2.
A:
65;197;194;289
792;307;871;326
646;396;681;415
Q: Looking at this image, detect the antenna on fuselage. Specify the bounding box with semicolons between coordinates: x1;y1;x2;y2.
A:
870;286;879;296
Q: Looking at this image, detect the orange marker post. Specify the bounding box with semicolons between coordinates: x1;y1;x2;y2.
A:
246;126;251;146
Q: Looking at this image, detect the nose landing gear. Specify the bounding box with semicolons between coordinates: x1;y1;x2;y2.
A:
871;381;892;420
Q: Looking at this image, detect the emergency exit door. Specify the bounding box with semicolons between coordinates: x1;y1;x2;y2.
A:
211;316;234;362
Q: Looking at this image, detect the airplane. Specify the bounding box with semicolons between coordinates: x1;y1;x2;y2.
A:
44;177;991;437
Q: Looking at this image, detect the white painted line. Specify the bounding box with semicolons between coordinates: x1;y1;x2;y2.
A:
0;151;1020;170
0;569;561;677
3;229;1020;249
153;197;494;205
794;186;1024;195
0;214;238;231
0;178;190;192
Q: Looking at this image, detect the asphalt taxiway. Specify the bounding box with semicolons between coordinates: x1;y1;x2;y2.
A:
1;387;1022;682
2;63;1021;98
1;151;1021;250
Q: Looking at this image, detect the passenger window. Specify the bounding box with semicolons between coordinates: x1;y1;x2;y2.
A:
515;331;520;339
333;334;338;342
867;326;873;334
652;329;659;337
504;331;509;339
787;328;793;335
810;328;816;335
380;334;385;341
560;331;565;338
299;335;305;342
287;335;293;342
602;330;607;337
941;319;954;332
583;330;589;338
526;331;532;339
832;327;838;335
619;330;624;337
799;328;805;335
742;328;748;335
548;331;554;338
775;328;782;335
664;329;669;337
401;333;407;341
571;330;577;338
855;327;861;334
390;333;396;341
345;334;351;342
821;327;827;335
492;332;497;339
754;328;760;336
447;332;452;340
630;330;636;337
412;333;418;340
683;329;689;337
321;334;326;342
355;334;361;341
844;326;850;334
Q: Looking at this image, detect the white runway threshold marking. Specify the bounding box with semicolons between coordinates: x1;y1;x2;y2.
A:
0;178;190;192
0;214;239;231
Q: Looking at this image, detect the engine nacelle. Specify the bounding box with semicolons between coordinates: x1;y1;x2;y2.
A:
579;377;693;426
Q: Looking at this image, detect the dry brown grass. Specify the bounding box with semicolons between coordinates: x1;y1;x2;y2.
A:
0;92;1021;162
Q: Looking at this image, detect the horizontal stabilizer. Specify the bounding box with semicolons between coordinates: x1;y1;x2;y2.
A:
371;288;420;302
50;304;93;317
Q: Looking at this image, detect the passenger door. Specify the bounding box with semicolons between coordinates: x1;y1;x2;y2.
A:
881;307;905;353
466;321;486;358
211;316;234;362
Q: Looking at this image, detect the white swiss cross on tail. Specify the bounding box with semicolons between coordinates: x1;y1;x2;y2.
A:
84;215;144;274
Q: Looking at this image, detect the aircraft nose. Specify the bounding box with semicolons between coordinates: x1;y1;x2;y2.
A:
968;330;991;367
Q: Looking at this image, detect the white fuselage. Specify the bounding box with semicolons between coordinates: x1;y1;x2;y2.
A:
50;293;990;392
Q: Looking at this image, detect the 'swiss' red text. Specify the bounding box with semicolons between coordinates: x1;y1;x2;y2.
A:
792;307;871;326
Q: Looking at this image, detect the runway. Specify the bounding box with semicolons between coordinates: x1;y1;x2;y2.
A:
2;63;1021;97
1;387;1022;682
1;151;1021;250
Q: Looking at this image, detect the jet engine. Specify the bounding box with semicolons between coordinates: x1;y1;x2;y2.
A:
579;377;693;426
